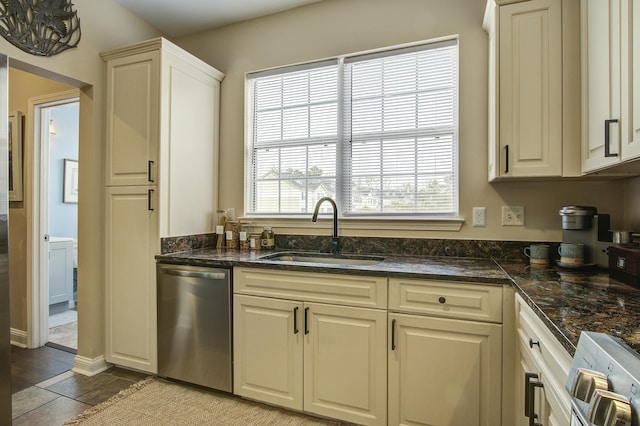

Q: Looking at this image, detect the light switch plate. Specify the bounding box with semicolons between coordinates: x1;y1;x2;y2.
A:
502;206;524;226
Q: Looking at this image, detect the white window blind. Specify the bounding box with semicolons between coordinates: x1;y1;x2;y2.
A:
246;38;458;217
248;61;339;215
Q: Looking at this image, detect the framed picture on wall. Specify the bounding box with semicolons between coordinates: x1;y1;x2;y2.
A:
8;111;23;202
63;159;78;203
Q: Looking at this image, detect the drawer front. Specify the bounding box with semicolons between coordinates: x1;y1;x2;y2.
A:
234;267;387;309
389;278;503;323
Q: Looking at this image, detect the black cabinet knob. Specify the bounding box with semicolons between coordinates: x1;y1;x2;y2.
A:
529;338;540;349
438;296;446;304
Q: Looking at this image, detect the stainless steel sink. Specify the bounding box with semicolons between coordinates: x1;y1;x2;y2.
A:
259;252;384;266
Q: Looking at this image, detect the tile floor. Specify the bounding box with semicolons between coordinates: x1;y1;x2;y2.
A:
11;345;149;425
48;309;78;351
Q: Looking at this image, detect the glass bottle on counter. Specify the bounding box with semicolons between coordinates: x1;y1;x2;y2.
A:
261;227;275;250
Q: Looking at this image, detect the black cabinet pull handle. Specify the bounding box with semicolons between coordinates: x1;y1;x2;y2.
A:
605;119;619;158
438;296;446;304
148;189;154;211
530;381;544;426
505;145;510;173
148;160;155;182
524;372;538;417
304;307;309;335
293;307;299;334
391;318;396;351
525;372;544;426
529;338;540;349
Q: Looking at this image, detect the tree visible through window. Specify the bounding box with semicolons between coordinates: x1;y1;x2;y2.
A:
246;38;458;217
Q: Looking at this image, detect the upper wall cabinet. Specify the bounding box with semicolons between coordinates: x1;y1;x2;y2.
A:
484;0;581;181
581;0;640;175
102;37;225;237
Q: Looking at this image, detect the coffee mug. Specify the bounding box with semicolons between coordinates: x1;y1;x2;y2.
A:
524;244;550;265
558;243;584;265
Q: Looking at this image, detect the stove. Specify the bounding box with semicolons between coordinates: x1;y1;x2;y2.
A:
566;332;640;426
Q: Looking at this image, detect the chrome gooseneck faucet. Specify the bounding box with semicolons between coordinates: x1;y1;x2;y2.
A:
312;197;339;254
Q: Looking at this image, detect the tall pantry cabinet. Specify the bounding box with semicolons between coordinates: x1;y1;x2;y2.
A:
101;38;224;373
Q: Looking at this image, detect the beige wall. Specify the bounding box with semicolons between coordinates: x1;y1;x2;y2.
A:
2;2;160;358
176;0;626;242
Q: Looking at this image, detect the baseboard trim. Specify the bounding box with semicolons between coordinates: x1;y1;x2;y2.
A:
72;355;111;377
10;328;28;348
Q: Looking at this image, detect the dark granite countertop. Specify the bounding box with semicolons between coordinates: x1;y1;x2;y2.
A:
156;249;511;284
499;261;640;357
156;249;640;358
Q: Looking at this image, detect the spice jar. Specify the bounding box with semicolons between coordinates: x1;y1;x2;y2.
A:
224;220;239;249
239;231;250;250
250;233;262;250
261;227;275;250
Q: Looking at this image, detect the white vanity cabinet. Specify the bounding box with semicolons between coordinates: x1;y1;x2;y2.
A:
388;278;503;426
581;0;640;174
514;294;571;426
48;237;74;307
101;38;223;373
484;0;581;180
233;267;388;426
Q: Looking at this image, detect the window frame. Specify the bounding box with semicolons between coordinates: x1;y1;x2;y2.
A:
244;35;460;220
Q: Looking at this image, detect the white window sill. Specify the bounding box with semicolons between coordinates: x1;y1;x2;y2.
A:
239;216;464;232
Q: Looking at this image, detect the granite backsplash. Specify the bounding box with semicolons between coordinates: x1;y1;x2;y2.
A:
161;233;559;261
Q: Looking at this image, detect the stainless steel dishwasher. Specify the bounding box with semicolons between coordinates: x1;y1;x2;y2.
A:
157;263;232;392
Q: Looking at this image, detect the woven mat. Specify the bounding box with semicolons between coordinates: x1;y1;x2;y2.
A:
64;377;340;425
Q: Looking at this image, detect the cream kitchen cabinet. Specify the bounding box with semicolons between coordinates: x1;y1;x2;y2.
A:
514;294;571;426
388;278;503;426
581;0;640;175
233;268;387;426
484;0;581;180
101;38;223;373
105;186;158;373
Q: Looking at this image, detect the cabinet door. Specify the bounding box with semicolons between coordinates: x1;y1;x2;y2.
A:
388;313;502;426
48;240;73;306
516;343;548;426
581;0;623;172
623;0;640;160
105;186;158;373
498;0;562;177
304;303;387;426
233;295;303;410
105;51;159;186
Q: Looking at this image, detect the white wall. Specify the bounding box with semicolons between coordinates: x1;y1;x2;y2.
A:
176;0;626;242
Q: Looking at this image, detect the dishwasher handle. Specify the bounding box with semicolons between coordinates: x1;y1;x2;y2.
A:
160;268;227;280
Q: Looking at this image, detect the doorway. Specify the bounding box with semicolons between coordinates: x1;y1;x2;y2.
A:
24;88;80;351
42;100;79;352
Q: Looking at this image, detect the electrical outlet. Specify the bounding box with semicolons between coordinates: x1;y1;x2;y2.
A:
472;207;486;227
502;206;525;226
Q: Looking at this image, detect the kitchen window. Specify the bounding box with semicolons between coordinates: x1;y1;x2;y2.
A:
246;37;458;219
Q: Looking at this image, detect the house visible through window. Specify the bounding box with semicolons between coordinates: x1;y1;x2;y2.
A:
246;37;458;218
